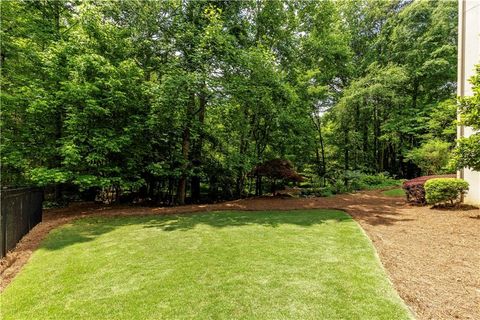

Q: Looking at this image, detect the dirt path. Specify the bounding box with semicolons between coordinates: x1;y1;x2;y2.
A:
1;190;479;319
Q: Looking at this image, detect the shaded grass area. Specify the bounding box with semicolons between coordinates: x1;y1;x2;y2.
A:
1;210;411;319
382;188;406;197
360;180;403;191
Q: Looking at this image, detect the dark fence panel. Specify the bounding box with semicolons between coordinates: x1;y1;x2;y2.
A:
1;188;43;258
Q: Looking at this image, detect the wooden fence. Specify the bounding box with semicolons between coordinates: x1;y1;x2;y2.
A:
1;188;43;258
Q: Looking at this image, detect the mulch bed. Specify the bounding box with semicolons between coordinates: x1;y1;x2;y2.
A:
1;191;479;320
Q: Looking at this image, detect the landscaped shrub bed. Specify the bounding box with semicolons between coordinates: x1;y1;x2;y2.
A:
402;174;455;204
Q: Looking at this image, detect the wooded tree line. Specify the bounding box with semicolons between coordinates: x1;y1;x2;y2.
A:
1;0;459;204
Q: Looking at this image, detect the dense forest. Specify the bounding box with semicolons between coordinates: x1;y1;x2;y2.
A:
1;0;461;204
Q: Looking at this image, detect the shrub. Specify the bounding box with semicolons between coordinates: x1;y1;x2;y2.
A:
454;64;480;171
332;180;350;194
453;134;480;171
319;187;334;197
405;139;452;175
330;170;399;192
301;171;400;197
252;159;304;195
300;186;334;197
424;178;469;206
358;172;400;190
402;174;455;204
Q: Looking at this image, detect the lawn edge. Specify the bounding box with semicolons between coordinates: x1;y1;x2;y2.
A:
352;218;416;320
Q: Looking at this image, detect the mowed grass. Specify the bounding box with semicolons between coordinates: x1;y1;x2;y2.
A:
382;188;406;197
1;210;412;320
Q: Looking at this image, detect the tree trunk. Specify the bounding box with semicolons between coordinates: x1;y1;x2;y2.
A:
176;92;195;205
344;129;349;187
310;114;326;186
208;175;218;201
236;130;249;197
236;172;245;197
373;104;381;172
353;103;360;170
176;131;189;205
362;120;369;164
168;176;174;205
318;119;326;185
344;129;349;171
190;87;206;203
255;175;262;196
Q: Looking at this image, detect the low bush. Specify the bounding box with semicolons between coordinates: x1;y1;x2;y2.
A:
300;186;334;197
404;139;452;175
402;174;455;204
329;170;400;192
300;171;400;197
424;178;469;206
357;172;400;190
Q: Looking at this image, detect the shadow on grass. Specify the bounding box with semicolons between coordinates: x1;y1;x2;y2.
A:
144;210;351;232
41;222;119;251
40;210;351;251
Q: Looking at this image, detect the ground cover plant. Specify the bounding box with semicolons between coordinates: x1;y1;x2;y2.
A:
1;210;411;320
382;188;406;197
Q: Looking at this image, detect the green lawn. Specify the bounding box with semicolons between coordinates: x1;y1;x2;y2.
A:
382;188;406;197
1;210;412;319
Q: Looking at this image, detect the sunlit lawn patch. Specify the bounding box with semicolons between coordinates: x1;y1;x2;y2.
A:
1;210;411;319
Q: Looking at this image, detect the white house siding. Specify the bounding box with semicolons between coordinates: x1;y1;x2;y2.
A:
458;0;480;205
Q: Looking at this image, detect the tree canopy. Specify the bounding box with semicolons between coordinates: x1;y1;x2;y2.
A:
454;65;480;171
1;0;459;204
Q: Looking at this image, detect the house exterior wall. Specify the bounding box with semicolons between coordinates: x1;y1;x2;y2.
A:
458;0;480;205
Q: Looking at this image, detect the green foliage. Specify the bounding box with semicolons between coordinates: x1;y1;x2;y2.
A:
357;172;401;190
454;64;480;171
405;139;452;175
453;135;480;171
382;188;405;197
427;99;457;142
0;0;457;202
300;171;399;197
28;168;70;187
331;0;457;177
424;178;469;206
459;66;480;131
300;180;335;197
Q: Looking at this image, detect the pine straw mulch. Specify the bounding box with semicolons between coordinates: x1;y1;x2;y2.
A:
1;190;479;320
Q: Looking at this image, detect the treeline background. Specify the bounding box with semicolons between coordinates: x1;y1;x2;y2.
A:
1;0;458;204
